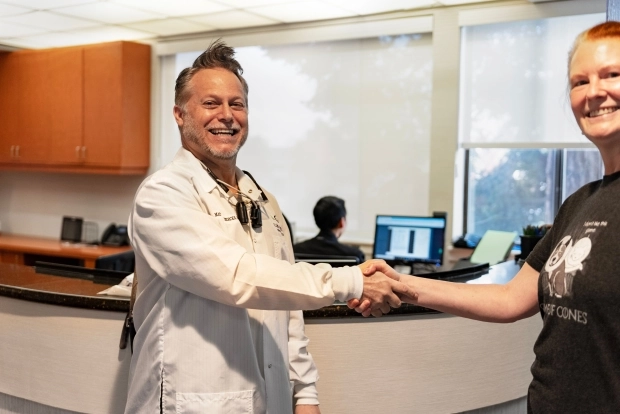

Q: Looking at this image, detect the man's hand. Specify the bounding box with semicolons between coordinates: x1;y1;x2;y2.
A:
295;404;320;414
353;260;413;317
359;259;402;281
350;260;417;317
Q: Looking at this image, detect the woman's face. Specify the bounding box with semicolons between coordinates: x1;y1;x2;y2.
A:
570;39;620;146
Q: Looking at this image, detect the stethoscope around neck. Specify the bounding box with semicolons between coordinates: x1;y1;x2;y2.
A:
201;163;268;229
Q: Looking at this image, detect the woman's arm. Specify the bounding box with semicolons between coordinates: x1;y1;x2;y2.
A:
350;261;540;323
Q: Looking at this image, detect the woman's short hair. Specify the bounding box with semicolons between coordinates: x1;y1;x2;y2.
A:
568;21;620;72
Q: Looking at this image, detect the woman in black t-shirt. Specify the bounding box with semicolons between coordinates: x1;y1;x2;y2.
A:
350;21;620;413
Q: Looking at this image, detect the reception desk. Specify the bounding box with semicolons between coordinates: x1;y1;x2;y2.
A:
0;233;132;268
0;261;541;414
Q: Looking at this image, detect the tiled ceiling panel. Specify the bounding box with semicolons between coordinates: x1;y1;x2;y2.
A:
187;10;279;30
247;2;353;23
111;0;232;17
0;0;515;49
53;2;164;24
126;18;214;36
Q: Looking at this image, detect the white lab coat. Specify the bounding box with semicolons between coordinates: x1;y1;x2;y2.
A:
125;148;362;414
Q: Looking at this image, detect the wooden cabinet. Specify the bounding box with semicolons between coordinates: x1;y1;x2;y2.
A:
0;52;19;164
0;41;150;174
48;47;85;165
82;42;150;171
0;51;52;165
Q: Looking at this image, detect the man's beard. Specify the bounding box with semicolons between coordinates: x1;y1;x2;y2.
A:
183;118;248;160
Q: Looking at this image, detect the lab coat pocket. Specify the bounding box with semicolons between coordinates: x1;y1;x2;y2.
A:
273;237;294;263
176;389;255;413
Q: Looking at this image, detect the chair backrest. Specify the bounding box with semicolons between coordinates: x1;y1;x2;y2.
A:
294;253;360;267
95;250;135;273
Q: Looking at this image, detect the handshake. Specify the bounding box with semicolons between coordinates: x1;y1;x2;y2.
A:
347;260;418;317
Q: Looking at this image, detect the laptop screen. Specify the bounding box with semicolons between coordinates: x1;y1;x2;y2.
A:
372;215;446;266
469;230;517;265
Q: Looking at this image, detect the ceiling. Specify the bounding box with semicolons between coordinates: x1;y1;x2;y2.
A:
0;0;502;50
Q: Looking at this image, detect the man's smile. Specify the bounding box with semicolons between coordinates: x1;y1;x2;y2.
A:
209;128;237;135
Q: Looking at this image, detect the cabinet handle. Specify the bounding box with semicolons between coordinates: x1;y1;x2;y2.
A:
76;146;81;160
15;145;19;158
81;146;86;160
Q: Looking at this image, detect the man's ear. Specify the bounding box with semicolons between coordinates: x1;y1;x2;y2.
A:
336;217;346;229
173;105;184;127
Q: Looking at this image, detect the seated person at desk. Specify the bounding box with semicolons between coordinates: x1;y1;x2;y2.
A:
294;196;365;262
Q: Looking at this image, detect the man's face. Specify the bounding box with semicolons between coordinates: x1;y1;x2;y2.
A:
174;67;248;162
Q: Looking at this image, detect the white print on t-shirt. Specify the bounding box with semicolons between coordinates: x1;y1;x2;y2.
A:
540;302;588;324
543;235;592;299
539;222;604;325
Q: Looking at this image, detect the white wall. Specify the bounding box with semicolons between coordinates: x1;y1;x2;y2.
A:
0;0;605;242
0;171;144;239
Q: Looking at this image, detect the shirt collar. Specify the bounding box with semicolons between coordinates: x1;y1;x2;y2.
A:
175;147;262;202
317;229;338;242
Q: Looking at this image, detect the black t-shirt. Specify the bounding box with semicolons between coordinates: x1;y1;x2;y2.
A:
293;230;365;263
526;171;620;413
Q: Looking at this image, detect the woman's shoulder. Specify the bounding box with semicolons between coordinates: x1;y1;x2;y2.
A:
564;178;605;204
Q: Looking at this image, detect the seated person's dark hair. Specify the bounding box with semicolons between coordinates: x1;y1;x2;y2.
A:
294;196;364;262
313;196;346;232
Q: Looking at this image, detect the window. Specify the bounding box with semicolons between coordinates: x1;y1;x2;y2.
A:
465;148;603;237
562;148;604;202
167;33;434;242
459;13;606;238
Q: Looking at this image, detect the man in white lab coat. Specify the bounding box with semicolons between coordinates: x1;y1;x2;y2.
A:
125;40;409;414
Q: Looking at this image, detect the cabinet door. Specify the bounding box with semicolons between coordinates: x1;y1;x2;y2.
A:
16;51;51;164
83;43;122;166
48;47;84;165
0;52;49;164
0;53;18;164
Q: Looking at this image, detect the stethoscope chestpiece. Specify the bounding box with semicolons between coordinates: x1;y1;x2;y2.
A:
236;197;250;225
250;204;262;229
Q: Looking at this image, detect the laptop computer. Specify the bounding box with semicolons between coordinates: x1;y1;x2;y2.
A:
451;230;517;270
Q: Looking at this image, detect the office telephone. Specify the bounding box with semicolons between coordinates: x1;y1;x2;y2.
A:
453;233;481;249
101;224;130;247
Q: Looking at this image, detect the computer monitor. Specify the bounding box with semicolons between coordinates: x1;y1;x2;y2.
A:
372;215;446;267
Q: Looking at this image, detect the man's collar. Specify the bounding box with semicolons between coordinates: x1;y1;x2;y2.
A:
317;229;338;242
176;147;262;202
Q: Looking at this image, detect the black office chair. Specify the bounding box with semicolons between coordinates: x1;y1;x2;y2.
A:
282;213;295;246
294;253;360;268
95;250;135;273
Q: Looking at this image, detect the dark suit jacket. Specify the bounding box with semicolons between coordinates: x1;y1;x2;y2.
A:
293;230;365;263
